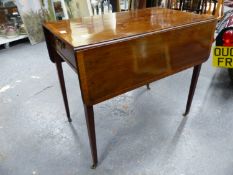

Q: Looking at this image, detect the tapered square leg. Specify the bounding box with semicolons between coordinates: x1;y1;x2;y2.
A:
55;59;72;122
146;83;150;90
183;64;202;116
84;104;98;168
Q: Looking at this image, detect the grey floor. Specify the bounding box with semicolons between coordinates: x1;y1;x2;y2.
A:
0;41;233;175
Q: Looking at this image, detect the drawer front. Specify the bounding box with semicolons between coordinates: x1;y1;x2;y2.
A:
55;38;76;70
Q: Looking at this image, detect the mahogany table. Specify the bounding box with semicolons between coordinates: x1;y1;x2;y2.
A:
43;7;216;168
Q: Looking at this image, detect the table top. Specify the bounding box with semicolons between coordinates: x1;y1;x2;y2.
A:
43;7;216;50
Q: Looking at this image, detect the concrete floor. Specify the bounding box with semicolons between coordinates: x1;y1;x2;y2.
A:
0;41;233;175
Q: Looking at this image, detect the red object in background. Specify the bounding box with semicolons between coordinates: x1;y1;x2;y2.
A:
222;30;233;46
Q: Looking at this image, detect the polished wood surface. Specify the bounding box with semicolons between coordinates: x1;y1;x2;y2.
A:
76;21;215;105
43;8;215;49
43;7;217;168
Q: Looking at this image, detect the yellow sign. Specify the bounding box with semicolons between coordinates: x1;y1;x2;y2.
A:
213;46;233;68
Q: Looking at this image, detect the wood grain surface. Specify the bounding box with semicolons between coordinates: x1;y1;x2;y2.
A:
76;20;216;105
43;8;216;50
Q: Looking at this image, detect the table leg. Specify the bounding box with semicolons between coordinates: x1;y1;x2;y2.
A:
55;59;72;122
146;84;150;90
183;64;202;116
84;104;98;169
4;43;10;49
